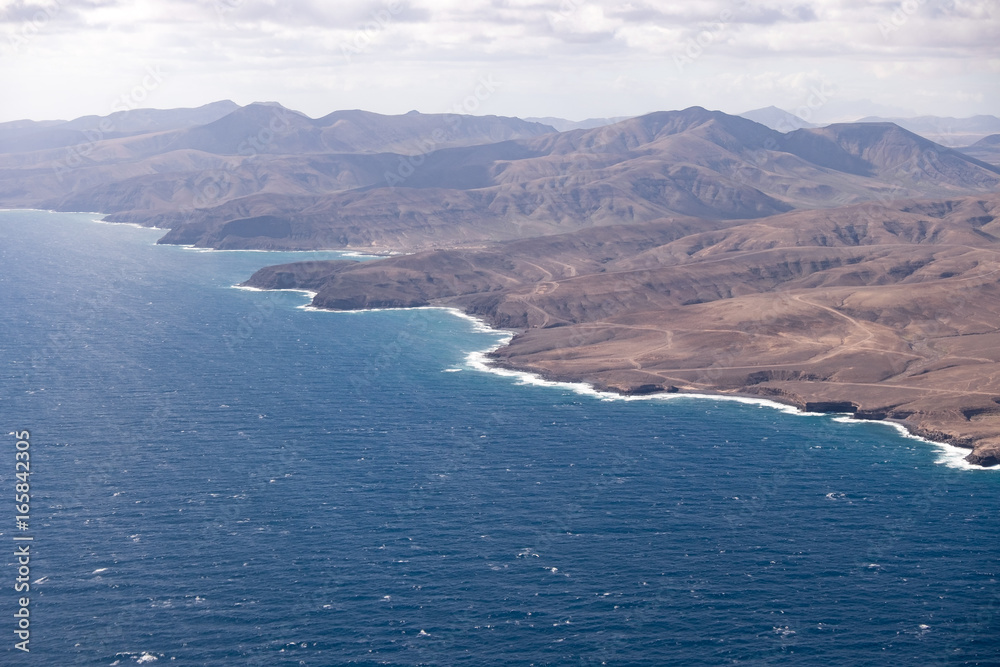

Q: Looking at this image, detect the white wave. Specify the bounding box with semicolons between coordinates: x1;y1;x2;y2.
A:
465;349;818;412
1;207;105;215
463;326;999;471
932;446;989;471
925;436;991;471
2;209;163;230
832;416;993;471
295;304;511;340
270;298;999;472
89;218;168;231
92;568;108;574
434;307;504;334
182;245;366;256
292;303;451;315
183;246;296;253
232;284;317;300
340;251;385;258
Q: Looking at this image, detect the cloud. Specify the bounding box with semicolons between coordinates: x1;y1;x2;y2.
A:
0;0;996;122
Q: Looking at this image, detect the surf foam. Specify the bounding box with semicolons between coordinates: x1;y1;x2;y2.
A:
247;291;997;472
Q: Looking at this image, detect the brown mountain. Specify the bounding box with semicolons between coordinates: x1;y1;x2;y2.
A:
104;109;1000;251
959;134;1000;167
3;106;997;253
244;194;1000;467
155;112;995;250
0;103;556;214
107;104;557;158
855;114;1000;147
4;102;1000;464
0;100;241;154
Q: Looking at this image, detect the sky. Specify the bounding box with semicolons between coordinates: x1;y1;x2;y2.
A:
0;0;997;123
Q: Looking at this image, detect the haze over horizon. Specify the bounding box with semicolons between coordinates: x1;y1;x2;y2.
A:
1;0;997;125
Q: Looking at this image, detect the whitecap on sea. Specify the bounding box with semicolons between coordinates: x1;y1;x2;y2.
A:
241;282;998;473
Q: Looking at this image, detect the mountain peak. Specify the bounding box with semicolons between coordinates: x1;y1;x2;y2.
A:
739;106;817;132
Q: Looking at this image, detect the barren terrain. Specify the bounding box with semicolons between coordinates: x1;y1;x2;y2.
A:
5;103;1000;465
246;195;1000;466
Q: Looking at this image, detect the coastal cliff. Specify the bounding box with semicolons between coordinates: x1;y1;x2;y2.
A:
243;194;1000;467
6;103;1000;465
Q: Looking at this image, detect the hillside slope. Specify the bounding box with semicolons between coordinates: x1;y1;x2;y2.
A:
244;194;1000;466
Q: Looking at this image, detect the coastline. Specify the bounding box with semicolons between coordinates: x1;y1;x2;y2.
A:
7;209;994;469
466;335;994;473
11;208;393;256
91;217;170;231
185;245;385;256
0;208;170;232
291;299;997;472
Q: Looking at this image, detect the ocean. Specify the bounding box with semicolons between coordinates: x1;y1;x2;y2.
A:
1;210;998;665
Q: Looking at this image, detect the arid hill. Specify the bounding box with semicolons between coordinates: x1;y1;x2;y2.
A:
856;114;1000;147
1;106;997;253
738;106;816;131
0;100;241;153
133;111;1000;249
4;102;999;465
960;134;1000;167
245;194;1000;467
0;103;555;219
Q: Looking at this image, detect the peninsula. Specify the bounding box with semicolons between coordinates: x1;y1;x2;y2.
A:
3;102;998;465
243;193;1000;467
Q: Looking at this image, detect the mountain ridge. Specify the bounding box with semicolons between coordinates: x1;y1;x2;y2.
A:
243;193;1000;467
855;114;1000;147
3;105;993;253
739;106;817;132
3;100;998;465
133;109;1000;251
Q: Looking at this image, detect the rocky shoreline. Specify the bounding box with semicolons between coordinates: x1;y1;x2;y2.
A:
241;196;1000;469
251;288;999;467
480;338;1000;468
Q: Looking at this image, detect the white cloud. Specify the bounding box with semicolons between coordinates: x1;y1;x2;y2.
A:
0;0;996;122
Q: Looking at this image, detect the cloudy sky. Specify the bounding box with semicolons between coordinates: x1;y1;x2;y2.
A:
0;0;997;123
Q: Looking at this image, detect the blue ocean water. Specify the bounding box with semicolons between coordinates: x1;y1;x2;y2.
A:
1;210;998;666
